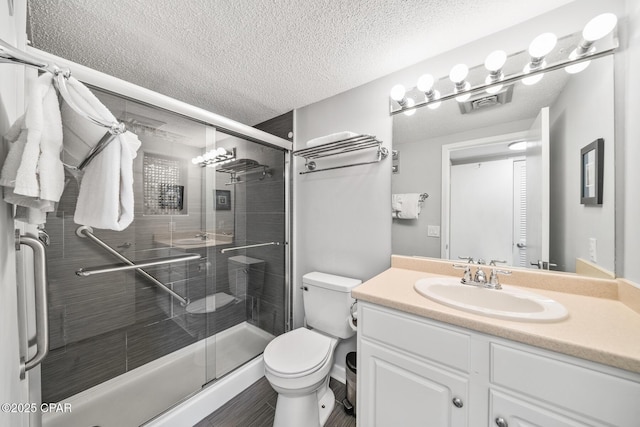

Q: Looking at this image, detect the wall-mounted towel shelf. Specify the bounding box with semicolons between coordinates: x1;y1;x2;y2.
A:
0;37;126;171
216;158;272;185
292;134;388;174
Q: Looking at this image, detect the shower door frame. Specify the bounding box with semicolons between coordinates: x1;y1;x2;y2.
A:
22;46;293;421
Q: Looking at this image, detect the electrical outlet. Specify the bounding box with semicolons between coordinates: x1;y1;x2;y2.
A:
589;238;597;263
427;225;440;237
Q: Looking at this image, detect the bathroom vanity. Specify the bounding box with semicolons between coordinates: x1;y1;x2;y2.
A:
353;256;640;427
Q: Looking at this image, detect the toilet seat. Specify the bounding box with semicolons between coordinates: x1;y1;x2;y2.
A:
264;328;333;378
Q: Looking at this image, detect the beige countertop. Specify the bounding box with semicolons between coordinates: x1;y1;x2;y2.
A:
352;256;640;374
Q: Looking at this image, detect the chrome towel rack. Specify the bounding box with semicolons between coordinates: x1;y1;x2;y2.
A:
0;37;126;171
292;134;388;174
75;226;197;306
220;241;283;254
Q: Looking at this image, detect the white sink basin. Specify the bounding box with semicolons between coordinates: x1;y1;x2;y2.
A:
414;276;568;322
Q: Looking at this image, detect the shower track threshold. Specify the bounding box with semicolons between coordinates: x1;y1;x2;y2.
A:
42;322;274;427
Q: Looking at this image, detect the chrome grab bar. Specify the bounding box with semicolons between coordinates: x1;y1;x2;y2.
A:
75;226;192;306
76;253;201;276
15;231;50;379
220;241;282;254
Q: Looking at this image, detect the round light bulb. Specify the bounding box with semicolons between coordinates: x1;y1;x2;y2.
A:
202;152;213;161
484;75;503;94
583;13;617;42
455;81;471;102
417;74;435;92
427;90;441;110
484;50;507;72
216;147;228;156
403;98;416;116
390;84;406;102
191;157;199;164
528;33;557;58
508;141;527;151
522;63;544;85
196;156;204;163
449;64;469;83
565;48;593;74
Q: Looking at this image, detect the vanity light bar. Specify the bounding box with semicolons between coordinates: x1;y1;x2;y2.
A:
390;13;618;116
390;42;617;116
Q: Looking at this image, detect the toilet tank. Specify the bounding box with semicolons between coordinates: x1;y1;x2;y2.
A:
302;272;361;339
228;255;265;298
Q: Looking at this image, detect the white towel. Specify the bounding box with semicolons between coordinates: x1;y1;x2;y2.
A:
60;77;141;231
392;193;422;219
0;73;64;224
306;131;358;148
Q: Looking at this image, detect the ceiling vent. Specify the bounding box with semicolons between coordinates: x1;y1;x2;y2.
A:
458;84;514;114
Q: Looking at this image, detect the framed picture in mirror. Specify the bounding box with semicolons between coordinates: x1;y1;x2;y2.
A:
581;138;604;205
215;189;231;210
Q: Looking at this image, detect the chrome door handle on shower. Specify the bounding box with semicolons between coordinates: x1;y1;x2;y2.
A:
220;241;284;253
15;231;50;379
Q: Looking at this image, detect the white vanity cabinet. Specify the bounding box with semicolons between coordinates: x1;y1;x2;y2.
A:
357;302;640;427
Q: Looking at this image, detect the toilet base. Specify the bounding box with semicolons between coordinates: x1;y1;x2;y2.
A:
272;377;335;427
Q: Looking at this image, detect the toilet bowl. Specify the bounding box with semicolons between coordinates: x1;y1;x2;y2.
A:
263;272;361;427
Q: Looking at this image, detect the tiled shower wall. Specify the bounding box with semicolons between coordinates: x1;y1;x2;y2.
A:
41;92;288;403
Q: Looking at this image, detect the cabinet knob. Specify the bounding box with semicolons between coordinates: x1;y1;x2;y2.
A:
452;397;464;408
495;417;508;427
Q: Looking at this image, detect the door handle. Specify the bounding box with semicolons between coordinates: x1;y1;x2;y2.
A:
15;231;49;379
530;260;558;270
516;243;526;248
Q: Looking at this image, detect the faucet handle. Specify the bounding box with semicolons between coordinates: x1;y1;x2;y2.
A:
453;264;472;284
489;259;506;266
488;269;512;289
458;256;475;264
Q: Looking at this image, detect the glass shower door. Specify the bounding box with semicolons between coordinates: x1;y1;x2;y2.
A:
202;130;287;383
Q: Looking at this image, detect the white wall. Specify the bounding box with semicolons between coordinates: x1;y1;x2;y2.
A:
622;0;640;284
549;56;616;273
0;1;28;426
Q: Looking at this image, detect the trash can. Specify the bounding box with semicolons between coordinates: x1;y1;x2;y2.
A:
343;351;357;416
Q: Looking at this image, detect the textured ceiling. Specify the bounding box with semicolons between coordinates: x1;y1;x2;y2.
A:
28;0;573;126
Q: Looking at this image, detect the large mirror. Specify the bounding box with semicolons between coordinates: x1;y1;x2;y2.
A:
391;33;616;277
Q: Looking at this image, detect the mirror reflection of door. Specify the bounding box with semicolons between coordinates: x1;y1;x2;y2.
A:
525;107;551;269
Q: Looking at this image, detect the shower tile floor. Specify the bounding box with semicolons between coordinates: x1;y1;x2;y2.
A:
195;377;356;427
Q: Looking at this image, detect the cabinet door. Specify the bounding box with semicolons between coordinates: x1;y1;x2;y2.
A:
359;339;468;427
490;390;600;427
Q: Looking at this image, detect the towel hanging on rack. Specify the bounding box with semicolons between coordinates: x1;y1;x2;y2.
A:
0;73;64;224
63;78;141;231
392;193;423;219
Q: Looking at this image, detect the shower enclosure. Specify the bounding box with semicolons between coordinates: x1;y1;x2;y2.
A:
40;88;290;426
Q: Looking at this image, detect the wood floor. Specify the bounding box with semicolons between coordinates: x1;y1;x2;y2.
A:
194;377;356;427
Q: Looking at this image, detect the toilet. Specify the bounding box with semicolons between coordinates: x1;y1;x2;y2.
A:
263;272;361;427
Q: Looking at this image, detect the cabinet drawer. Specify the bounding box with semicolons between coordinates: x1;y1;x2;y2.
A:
490;390;593;427
491;343;640;426
361;303;470;372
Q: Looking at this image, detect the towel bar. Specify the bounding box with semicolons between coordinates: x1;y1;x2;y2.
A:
292;134;388;174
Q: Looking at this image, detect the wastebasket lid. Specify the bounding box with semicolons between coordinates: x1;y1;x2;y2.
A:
346;351;357;373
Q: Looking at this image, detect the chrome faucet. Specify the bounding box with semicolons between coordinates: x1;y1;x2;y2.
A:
195;232;209;240
473;267;487;284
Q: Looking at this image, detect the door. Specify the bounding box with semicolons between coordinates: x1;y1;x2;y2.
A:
360;340;468;427
1;2;37;427
525;107;551;270
512;160;527;267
